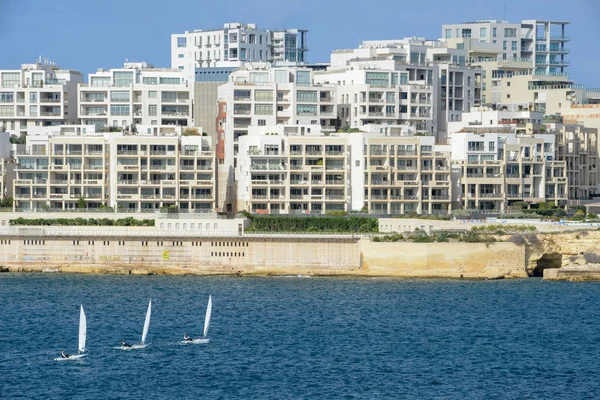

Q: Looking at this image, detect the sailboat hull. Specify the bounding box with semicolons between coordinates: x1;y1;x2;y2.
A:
118;344;149;350
181;338;209;344
54;354;86;361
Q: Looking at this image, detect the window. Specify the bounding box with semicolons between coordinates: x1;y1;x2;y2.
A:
178;54;184;59
254;90;273;101
249;72;269;84
29;105;37;117
110;104;130;116
480;27;487;38
297;104;317;115
274;70;288;83
110;91;130;102
160;77;181;85
445;29;452;39
177;37;187;47
148;91;157;99
504;28;517;38
240;48;246;60
296;91;317;102
492;27;497;38
0;92;14;102
29;92;37;102
90;77;111;87
143;77;158;85
254;104;272;115
1;72;19;88
503;41;507;50
366;72;389;87
296;71;311;86
489;141;495;151
258;120;266;126
113;71;133;87
148;105;157;116
400;72;408;85
512;41;517;51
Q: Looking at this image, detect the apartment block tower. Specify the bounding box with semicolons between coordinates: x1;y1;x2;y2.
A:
0;59;83;136
441;20;570;75
78;62;193;130
172;23;308;79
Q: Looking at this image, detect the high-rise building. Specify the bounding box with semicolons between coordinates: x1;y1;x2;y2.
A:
442;20;570;75
78;62;193;130
0;59;83;136
172;23;308;79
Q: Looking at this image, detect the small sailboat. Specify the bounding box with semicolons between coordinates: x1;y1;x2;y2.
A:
55;305;87;361
182;295;212;344
120;299;152;350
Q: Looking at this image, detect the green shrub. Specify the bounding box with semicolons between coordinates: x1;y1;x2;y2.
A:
9;217;154;227
247;215;379;233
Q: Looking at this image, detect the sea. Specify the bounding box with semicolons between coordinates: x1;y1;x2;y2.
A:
1;274;600;399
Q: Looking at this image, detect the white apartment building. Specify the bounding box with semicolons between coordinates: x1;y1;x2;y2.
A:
0;59;83;135
13;125;215;212
314;38;482;143
78;62;193;130
448;109;596;212
172;23;308;79
442;20;570;75
236;124;452;215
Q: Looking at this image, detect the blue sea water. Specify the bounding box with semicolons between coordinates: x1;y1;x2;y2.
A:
1;274;600;399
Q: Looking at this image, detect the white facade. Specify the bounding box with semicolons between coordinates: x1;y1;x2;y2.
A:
78;62;193;130
442;19;570;75
171;23;308;79
13;125;215;212
315;38;482;144
0;59;83;135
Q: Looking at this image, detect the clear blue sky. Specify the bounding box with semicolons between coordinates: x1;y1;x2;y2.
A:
1;0;599;86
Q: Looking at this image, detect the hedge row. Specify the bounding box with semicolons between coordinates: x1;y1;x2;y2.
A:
9;217;155;227
247;216;379;233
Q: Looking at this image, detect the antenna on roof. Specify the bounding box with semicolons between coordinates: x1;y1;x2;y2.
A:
503;1;507;21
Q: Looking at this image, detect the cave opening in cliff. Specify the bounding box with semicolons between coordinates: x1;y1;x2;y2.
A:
533;253;562;277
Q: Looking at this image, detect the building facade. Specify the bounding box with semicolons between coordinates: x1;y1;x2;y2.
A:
0;59;83;136
78;62;193;130
171;23;308;79
13;125;215;212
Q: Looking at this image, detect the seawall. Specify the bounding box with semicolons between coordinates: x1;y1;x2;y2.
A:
0;228;527;278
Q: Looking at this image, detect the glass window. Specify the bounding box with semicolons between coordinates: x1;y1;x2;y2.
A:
511;41;517;51
503;41;507;51
29;105;37;117
0;105;14;116
445;29;452;39
254;90;273;101
366;72;389;87
0;92;14;102
296;104;317;115
110;105;130;116
274;70;288;83
29;92;37;102
249;73;269;84
254;104;273;115
493;27;497;37
240;48;246;60
148;91;157;98
90;77;111;87
177;37;187;47
148;105;157;116
178;54;184;59
296;91;317;102
480;27;487;38
113;71;134;87
143;77;158;85
1;72;20;88
296;71;311;86
400;73;408;85
159;77;181;85
110;91;130;102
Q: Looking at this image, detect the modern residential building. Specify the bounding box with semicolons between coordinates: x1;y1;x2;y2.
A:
314;38;483;143
442;20;570;75
448;108;596;212
13;125;216;212
171;23;308;79
216;64;337;210
0;59;83;135
236;124;452;215
78;62;193;130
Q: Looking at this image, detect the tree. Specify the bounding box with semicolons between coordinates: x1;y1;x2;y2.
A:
0;197;13;208
77;197;86;209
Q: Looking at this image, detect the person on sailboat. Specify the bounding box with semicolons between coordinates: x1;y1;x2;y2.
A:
183;333;193;342
61;350;69;359
120;340;132;348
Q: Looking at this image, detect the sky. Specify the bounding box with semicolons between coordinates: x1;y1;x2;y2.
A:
0;0;599;86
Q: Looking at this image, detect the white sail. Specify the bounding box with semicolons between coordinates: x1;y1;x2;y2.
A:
141;300;152;344
203;295;212;338
78;305;87;354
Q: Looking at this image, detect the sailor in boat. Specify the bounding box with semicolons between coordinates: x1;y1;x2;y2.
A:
120;340;132;348
183;334;193;342
61;350;70;359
